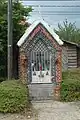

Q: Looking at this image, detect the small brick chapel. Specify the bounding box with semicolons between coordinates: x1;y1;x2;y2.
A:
17;20;63;99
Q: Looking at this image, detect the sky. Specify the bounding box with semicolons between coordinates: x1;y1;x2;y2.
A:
22;1;80;29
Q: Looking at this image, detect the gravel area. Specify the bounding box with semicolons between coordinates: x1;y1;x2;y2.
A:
0;101;80;120
0;113;35;120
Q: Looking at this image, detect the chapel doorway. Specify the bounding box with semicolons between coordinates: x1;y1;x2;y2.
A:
31;51;52;83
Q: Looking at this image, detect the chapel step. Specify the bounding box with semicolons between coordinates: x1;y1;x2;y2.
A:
28;83;55;101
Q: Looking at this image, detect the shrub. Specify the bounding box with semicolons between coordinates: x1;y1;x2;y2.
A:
0;80;30;113
0;77;6;83
60;82;80;101
61;69;80;102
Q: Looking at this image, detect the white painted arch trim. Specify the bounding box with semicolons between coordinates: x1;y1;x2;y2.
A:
17;19;63;47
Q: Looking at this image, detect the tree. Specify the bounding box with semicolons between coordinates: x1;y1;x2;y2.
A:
54;19;80;44
0;1;32;77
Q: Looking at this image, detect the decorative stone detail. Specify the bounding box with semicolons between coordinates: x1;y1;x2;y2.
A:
54;82;61;100
19;52;28;84
56;50;62;83
18;23;62;99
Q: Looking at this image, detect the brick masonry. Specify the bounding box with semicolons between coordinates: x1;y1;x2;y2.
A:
18;23;62;100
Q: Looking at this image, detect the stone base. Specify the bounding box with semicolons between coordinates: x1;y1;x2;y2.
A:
54;84;61;100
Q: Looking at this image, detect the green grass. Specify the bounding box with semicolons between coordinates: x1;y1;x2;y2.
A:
61;68;80;102
0;80;30;113
62;68;80;84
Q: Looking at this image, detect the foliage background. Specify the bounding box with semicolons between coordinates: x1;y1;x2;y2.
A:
0;0;32;78
55;19;80;44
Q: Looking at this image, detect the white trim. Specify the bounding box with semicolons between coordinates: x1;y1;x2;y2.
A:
17;19;63;47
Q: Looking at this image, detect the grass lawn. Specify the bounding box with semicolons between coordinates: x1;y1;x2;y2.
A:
61;68;80;102
62;68;80;84
0;80;30;113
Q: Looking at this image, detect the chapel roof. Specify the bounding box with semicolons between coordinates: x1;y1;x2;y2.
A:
17;19;63;47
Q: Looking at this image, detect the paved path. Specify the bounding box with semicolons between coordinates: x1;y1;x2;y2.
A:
0;101;80;120
32;100;80;120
